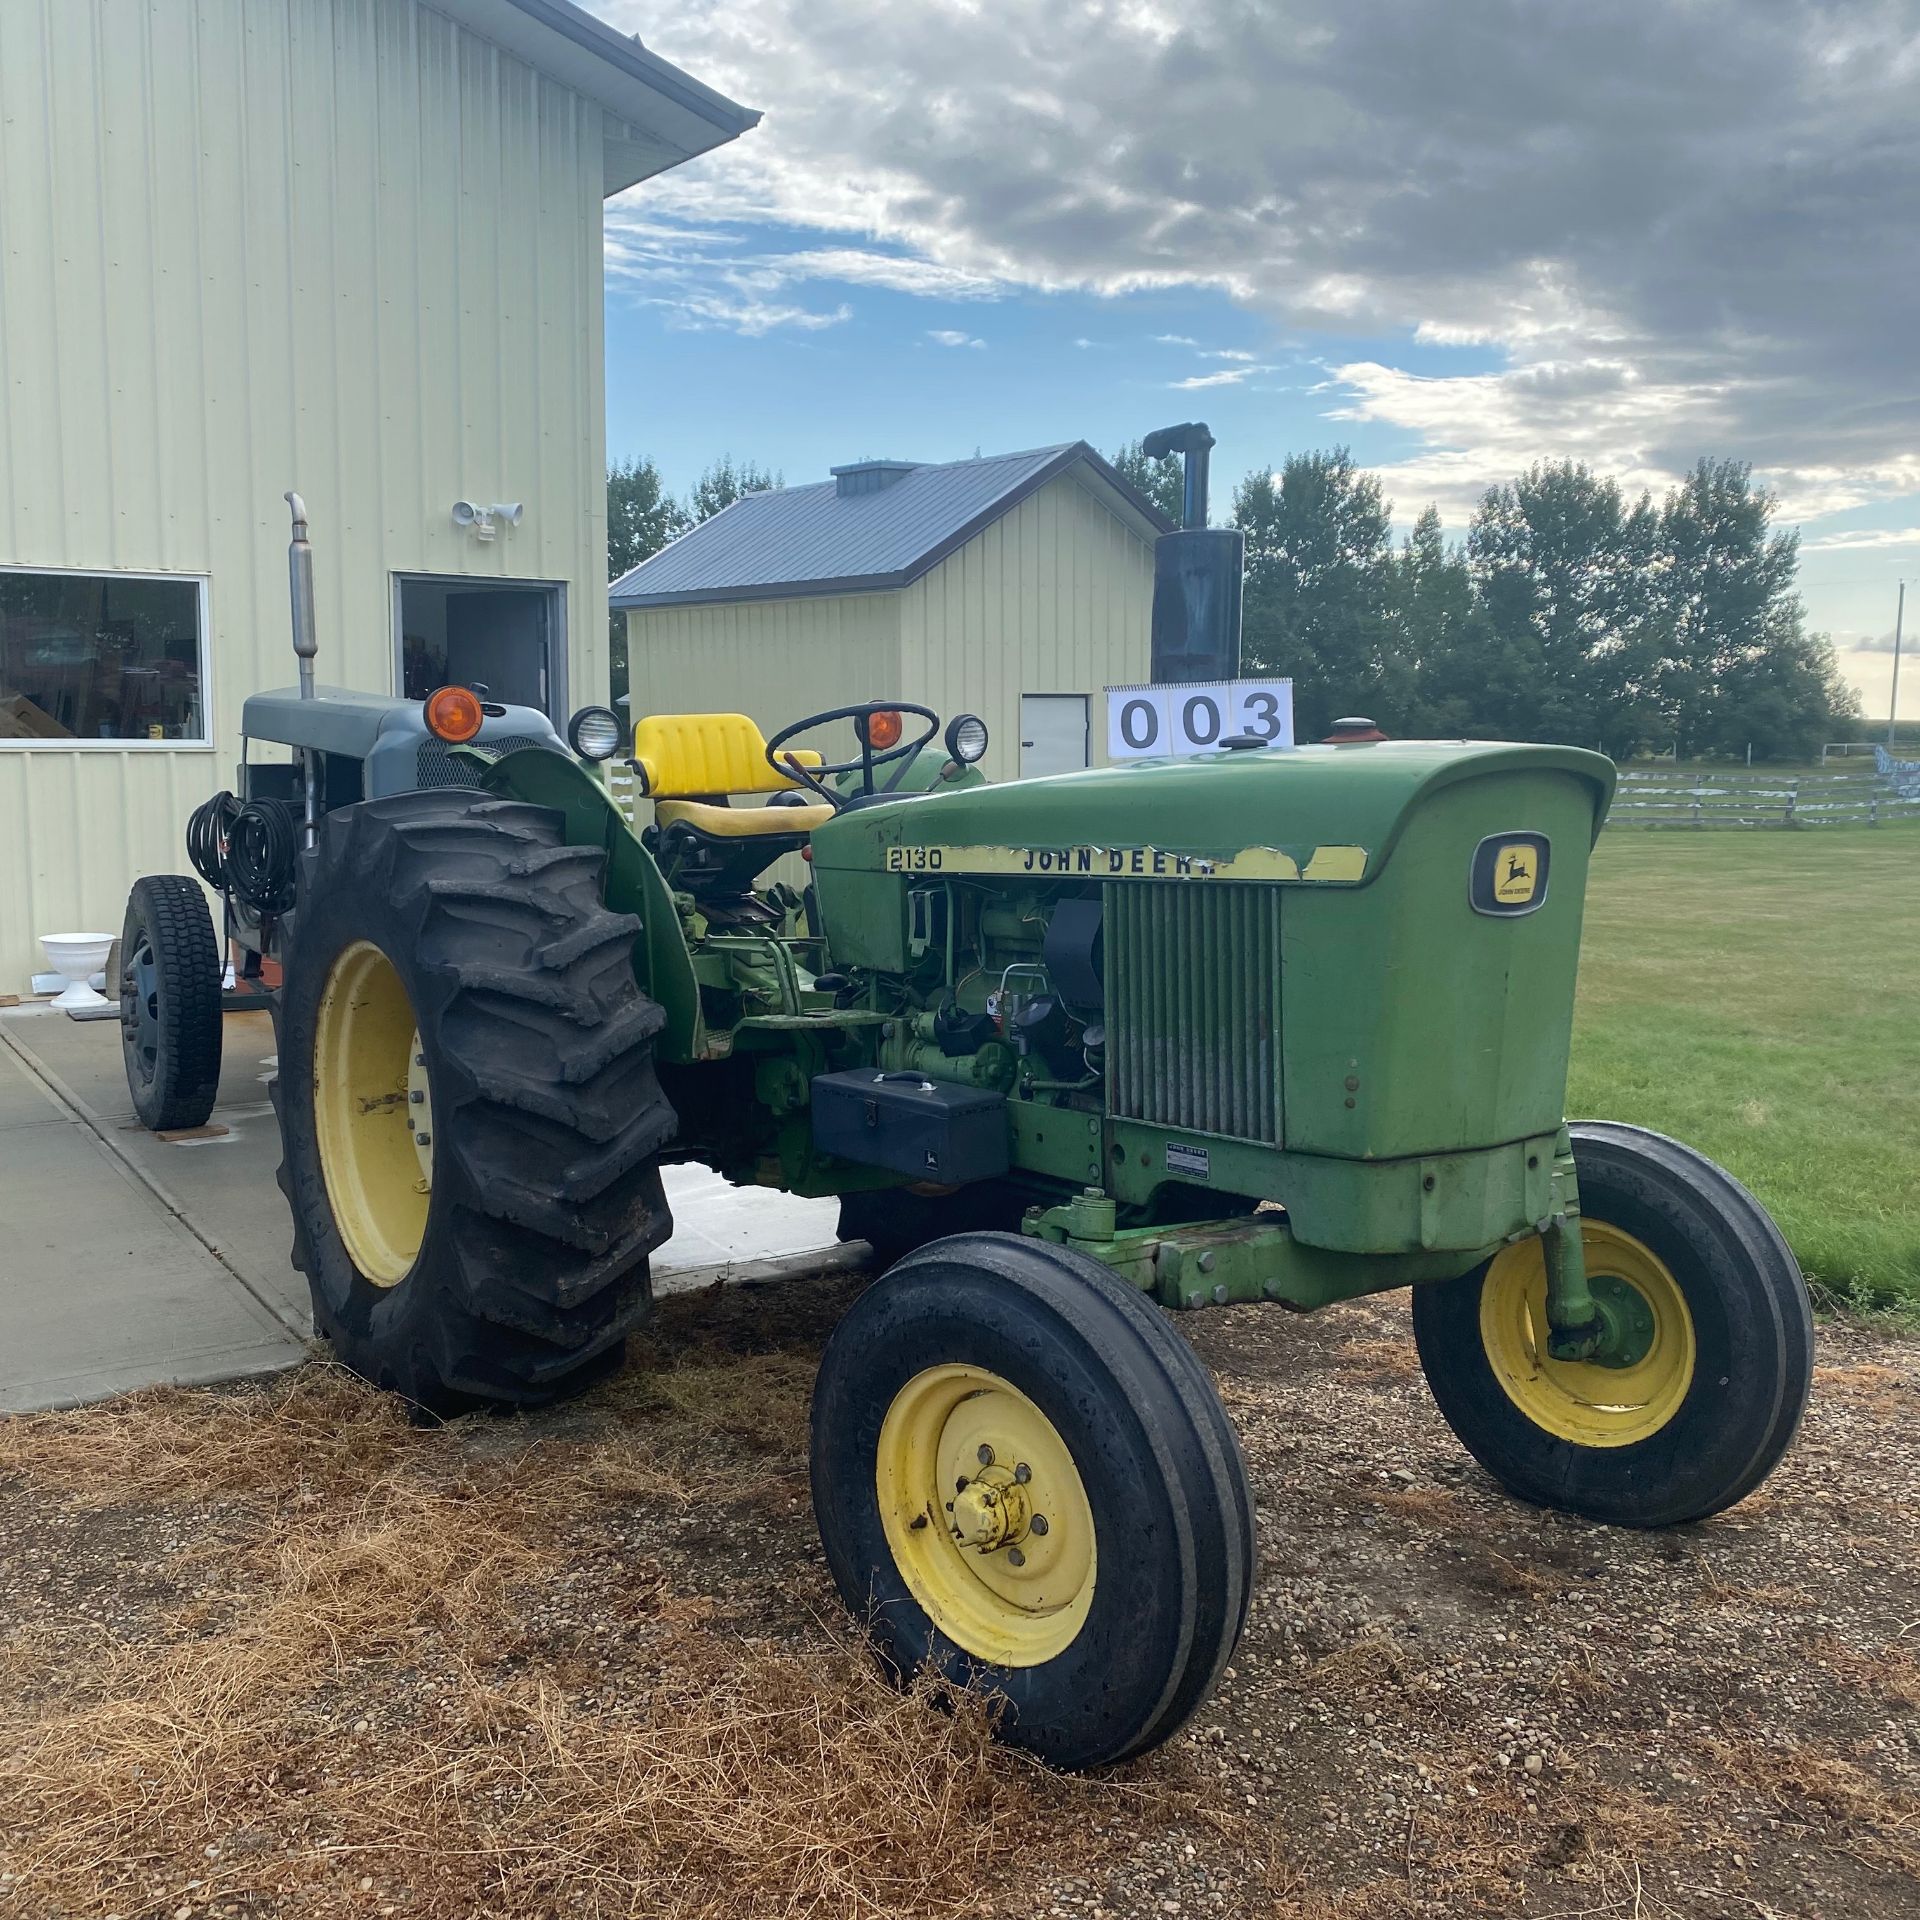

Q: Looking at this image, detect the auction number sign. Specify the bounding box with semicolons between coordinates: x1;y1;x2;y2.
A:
1105;679;1294;761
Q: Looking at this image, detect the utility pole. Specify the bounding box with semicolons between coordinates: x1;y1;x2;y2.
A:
1890;580;1906;750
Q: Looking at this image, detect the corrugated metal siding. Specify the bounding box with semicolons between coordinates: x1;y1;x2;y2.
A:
897;472;1155;781
0;0;609;984
624;592;904;740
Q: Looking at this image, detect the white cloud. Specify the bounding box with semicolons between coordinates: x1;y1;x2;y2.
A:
664;292;853;337
1169;365;1268;390
927;328;987;349
603;0;1920;513
1153;333;1201;346
1800;526;1920;554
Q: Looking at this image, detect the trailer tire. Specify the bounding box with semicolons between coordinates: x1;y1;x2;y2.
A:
1412;1122;1812;1527
271;790;677;1414
120;875;224;1132
811;1232;1254;1769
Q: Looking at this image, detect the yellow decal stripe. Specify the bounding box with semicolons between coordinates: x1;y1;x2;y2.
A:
883;843;1368;882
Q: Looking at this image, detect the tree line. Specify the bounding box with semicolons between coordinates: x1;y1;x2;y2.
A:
1112;441;1859;761
609;443;1859;762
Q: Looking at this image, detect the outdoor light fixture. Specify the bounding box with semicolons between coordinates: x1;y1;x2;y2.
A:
945;713;990;763
450;500;525;542
567;705;626;761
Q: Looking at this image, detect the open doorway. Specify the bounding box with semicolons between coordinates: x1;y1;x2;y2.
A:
394;576;566;719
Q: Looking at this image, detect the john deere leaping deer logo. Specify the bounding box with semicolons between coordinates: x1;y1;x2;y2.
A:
1470;832;1551;916
1495;844;1539;905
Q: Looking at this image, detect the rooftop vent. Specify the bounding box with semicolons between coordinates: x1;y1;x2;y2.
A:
831;459;920;499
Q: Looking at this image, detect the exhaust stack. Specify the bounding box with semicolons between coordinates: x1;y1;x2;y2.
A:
285;491;320;846
1140;423;1243;686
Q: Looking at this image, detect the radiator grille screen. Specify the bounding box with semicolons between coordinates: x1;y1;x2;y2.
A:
1105;882;1282;1144
414;735;560;789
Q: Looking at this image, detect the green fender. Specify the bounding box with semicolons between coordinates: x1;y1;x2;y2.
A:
474;749;706;1064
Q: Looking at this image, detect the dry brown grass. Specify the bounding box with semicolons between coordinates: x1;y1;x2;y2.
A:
1813;1362;1916;1415
1704;1735;1920;1880
0;1295;1280;1920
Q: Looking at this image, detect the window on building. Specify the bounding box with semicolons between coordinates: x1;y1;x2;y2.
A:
0;569;207;744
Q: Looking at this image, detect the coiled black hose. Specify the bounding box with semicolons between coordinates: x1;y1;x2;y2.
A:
186;790;300;915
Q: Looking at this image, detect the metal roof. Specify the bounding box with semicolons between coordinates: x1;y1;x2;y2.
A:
436;1;759;194
610;442;1173;609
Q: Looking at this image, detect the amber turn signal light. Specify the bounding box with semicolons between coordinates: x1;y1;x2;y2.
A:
425;685;485;744
863;706;904;750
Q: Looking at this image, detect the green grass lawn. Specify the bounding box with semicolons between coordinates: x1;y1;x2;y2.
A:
1568;827;1920;1305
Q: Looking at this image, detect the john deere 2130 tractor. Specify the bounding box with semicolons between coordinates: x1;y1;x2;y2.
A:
126;497;1811;1771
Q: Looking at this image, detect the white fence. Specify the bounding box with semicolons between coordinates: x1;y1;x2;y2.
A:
1609;769;1920;829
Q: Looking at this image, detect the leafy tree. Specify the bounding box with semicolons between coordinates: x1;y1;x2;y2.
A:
608;455;690;582
1108;439;1187;526
1701;613;1861;762
1467;462;1663;755
1385;508;1533;738
688;455;781;524
1233;449;1393;737
1653;460;1804;756
607;456;691;705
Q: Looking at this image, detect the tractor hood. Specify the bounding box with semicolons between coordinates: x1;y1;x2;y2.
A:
812;740;1615;886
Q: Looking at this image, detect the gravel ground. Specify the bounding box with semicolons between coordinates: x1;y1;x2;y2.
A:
2;1269;1916;1919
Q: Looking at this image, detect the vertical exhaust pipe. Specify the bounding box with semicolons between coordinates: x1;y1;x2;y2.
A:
1141;423;1243;685
285;492;320;847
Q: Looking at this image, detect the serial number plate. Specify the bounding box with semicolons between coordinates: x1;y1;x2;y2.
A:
1165;1141;1212;1178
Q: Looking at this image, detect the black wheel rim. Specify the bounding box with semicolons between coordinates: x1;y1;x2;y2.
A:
121;932;161;1087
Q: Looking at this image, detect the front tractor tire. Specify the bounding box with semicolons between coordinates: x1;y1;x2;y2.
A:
1412;1122;1812;1527
272;791;677;1413
811;1233;1255;1770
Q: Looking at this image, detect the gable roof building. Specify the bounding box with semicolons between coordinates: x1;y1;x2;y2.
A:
615;445;1171;783
613;444;1167;609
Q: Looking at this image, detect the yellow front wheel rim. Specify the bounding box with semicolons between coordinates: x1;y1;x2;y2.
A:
1480;1221;1696;1448
876;1365;1097;1668
313;941;431;1287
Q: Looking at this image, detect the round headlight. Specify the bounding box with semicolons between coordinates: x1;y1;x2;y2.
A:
567;705;625;761
945;713;989;764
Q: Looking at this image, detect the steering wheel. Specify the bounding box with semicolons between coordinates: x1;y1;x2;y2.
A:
765;700;941;809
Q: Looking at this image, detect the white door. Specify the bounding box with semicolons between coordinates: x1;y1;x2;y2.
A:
1020;694;1089;779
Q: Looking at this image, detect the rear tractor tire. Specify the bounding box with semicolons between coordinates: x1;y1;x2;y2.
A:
272;790;677;1413
810;1232;1255;1769
1412;1122;1812;1527
120;874;223;1131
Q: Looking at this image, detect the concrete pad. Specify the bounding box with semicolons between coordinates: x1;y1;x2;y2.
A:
0;1007;850;1401
0;1041;305;1411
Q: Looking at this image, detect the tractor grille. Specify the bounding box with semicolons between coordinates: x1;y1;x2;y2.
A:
415;735;561;789
1105;882;1282;1143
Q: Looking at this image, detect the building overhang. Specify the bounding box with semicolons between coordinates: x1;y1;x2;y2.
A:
435;0;759;194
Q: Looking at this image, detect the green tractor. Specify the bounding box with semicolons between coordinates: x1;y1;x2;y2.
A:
130;499;1810;1771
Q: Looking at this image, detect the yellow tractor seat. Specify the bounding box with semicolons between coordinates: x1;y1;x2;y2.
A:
654;798;836;838
631;711;821;799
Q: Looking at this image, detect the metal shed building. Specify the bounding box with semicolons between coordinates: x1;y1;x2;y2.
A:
612;445;1172;784
0;0;754;987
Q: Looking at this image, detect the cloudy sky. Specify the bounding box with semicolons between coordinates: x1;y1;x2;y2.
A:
596;0;1919;712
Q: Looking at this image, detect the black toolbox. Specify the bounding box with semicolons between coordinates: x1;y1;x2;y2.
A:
810;1070;1010;1183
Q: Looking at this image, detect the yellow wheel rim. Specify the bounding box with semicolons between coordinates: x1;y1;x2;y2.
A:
1480;1221;1695;1448
876;1365;1097;1668
313;941;431;1287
